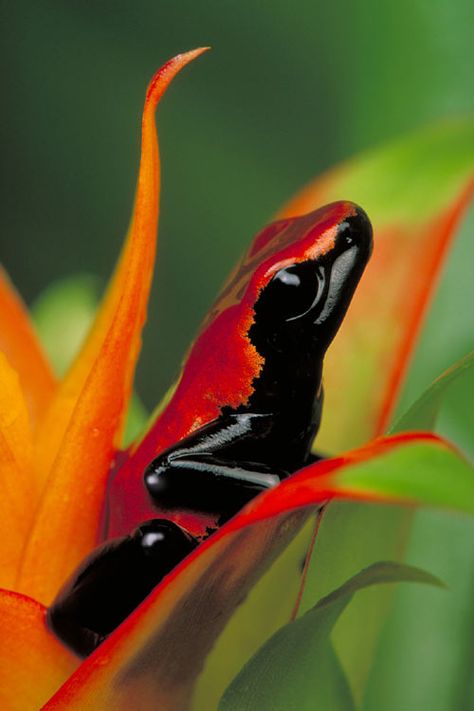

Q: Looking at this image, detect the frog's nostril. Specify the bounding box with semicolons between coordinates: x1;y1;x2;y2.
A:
339;205;373;257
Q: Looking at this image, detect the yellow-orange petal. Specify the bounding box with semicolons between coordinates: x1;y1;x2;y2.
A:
0;267;56;426
17;49;209;605
277;121;474;452
0;352;34;588
35;47;208;483
0;590;77;711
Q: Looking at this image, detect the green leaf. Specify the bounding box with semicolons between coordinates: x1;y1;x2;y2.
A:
363;510;474;711
297;503;413;698
335;439;474;514
297;437;474;703
391;351;474;433
193;520;314;710
192;437;473;709
31;274;99;377
219;563;442;711
122;393;148;448
368;212;474;710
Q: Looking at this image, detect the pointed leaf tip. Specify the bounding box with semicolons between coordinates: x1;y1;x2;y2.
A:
220;562;443;711
391;350;474;433
22;50;207;604
145;47;210;111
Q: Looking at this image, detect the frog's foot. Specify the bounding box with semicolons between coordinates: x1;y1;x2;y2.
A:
144;452;287;524
47;519;198;657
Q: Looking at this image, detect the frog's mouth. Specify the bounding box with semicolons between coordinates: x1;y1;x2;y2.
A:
312;207;373;341
248;204;372;359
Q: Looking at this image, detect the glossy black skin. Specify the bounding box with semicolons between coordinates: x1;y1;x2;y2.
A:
48;208;373;657
145;209;373;520
48;520;198;658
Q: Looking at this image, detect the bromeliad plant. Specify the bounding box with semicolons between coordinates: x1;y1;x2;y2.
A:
0;49;473;710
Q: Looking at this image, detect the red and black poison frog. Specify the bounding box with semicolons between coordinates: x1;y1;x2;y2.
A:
48;201;373;656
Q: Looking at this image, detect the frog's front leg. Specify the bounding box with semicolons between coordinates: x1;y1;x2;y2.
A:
144;411;290;523
145;451;286;524
47;519;198;657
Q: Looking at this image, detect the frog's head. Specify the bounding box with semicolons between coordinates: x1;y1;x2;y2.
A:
142;202;372;441
247;202;373;361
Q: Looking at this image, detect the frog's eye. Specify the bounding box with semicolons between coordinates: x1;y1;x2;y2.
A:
267;262;326;322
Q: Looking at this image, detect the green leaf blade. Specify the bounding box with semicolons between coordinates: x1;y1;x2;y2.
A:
220;562;442;711
336;439;474;515
391;350;474;433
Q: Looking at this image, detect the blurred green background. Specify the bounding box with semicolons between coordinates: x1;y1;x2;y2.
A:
2;3;473;710
2;0;473;411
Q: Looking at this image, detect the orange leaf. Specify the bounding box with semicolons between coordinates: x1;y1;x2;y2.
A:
278;122;474;452
0;267;56;426
42;433;452;710
0;352;34;588
0;590;77;711
17;49;209;605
